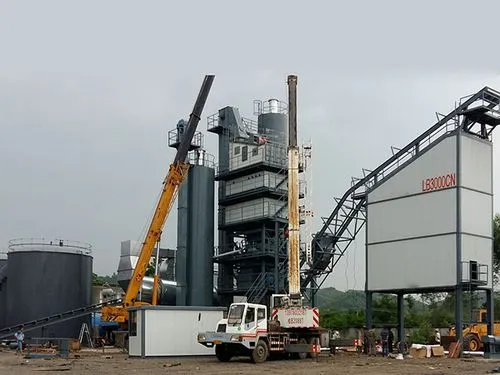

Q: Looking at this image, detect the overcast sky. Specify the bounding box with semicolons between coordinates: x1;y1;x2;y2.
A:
1;0;500;291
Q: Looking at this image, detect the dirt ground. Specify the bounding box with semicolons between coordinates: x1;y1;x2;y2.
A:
0;349;498;375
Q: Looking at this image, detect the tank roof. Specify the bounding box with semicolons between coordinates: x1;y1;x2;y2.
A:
8;238;92;256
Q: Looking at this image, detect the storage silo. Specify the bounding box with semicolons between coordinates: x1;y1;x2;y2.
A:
0;253;7;329
176;150;215;306
5;238;92;338
257;98;288;145
187;161;215;305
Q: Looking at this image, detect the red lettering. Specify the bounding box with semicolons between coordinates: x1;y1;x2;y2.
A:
449;173;456;186
421;173;456;192
287;317;304;325
284;308;306;316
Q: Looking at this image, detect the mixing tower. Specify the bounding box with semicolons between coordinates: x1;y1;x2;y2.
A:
208;99;309;306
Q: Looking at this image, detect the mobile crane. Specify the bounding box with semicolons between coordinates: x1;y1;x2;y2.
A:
101;75;215;326
197;75;325;363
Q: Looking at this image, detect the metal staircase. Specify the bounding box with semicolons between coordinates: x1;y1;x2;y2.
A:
303;86;500;299
245;271;267;303
0;298;122;340
245;166;288;304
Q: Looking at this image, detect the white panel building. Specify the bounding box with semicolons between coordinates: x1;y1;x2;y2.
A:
366;132;492;292
128;306;226;357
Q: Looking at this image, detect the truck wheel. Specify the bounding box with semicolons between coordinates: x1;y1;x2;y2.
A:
308;337;320;359
297;338;308;360
251;340;269;364
215;344;232;362
463;334;480;352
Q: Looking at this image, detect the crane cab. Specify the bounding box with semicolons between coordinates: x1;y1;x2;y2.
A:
215;302;268;335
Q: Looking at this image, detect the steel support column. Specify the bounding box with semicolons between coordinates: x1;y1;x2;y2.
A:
486;288;494;336
397;293;405;344
274;221;279;293
365;292;373;328
455;129;463;344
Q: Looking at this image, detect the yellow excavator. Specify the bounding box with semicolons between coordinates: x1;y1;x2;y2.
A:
448;308;500;351
101;75;215;327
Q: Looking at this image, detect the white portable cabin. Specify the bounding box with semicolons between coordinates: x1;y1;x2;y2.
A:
128;305;226;357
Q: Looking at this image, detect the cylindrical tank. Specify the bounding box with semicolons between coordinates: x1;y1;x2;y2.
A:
0;254;7;329
135;278;218;306
175;163;189;305
257;100;288;145
5;238;92;338
187;164;215;306
268;98;280;113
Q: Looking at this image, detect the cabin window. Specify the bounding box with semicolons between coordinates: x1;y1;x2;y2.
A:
257;308;266;322
245;307;255;324
242;146;248;162
129;311;137;336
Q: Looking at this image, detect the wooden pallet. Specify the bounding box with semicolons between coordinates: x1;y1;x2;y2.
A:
448;338;463;358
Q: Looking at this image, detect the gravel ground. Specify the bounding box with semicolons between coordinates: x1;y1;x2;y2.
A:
0;349;498;374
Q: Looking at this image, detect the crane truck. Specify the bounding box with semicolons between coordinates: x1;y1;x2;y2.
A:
197;75;325;363
101;75;215;327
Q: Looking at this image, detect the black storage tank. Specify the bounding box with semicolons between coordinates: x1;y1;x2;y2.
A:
0;254;7;329
176;151;215;306
5;238;92;338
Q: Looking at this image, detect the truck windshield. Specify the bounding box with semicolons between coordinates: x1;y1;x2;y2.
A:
227;304;245;325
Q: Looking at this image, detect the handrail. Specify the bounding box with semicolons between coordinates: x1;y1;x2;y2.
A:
315;87;493;241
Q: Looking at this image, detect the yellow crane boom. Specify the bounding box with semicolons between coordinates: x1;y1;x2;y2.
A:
101;75;215;324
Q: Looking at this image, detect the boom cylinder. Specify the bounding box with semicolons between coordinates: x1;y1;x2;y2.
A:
287;75;301;299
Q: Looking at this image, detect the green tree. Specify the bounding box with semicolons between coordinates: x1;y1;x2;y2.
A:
372;294;397;325
92;272;120;286
493;214;500;282
405;295;416;310
145;263;156;277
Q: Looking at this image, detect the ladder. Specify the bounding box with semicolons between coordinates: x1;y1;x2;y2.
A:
78;322;93;348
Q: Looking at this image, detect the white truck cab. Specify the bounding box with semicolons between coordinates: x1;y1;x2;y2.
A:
197;302;270;362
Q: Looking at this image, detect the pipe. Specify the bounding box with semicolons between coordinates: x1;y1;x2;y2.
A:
287;75;301;299
152;240;160;305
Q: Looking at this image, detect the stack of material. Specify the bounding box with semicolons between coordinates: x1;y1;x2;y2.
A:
409;344;445;358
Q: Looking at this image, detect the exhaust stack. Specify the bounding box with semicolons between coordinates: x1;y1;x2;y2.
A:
287;75;301;304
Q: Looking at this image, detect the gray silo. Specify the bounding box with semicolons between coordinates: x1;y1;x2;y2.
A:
5;238;92;338
0;253;7;329
175;150;215;306
257;99;288;145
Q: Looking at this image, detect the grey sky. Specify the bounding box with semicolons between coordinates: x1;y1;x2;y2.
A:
1;0;500;291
